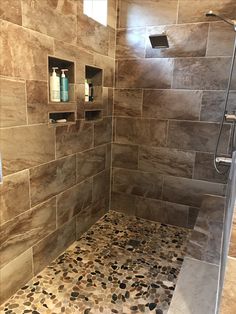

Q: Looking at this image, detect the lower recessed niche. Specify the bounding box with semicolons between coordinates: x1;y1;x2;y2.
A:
49;112;75;125
85;110;103;121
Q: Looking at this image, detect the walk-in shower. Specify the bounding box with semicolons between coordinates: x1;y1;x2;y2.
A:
206;11;236;174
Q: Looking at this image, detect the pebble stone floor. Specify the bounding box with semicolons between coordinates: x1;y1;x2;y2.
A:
1;211;190;314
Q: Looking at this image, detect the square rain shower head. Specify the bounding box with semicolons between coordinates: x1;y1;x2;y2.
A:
149;34;169;49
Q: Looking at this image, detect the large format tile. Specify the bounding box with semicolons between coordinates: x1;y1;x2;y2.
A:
139;146;195;178
110;191;136;216
0;0;22;25
118;0;178;28
172;57;233;90
207;22;235;56
178;0;236;24
22;0;77;43
76;145;106;183
30;156;76;206
167;120;231;153
114;89;142;117
146;23;208;58
57;180;93;227
0;20;53;80
116;59;173;89
113;168;163;200
168;257;219;314
163;176;225;207
143;89;202;120
94;54;114;87
94;117;112;146
33;218;76;274
112;143;139;170
0;170;30;225
0;78;26;128
1;125;55;176
116;28;146;59
0;249;33;305
56;121;93;158
0;198;56;268
115;117;167;147
93;170;110;203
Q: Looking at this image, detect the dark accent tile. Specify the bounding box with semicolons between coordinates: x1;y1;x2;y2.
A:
139;146;194;178
56;121;94;158
172;57;234;90
113;168;163;200
30;156;76;206
0;171;30;225
163;176;226;207
143;89;202;120
0;198;56;268
114;89;142;117
146;23;208;58
76;146;106;183
116;117;167;147
118;0;178;28
116;59;173;89
112;143;139;170
33;218;76;274
94;117;112;146
167;120;230;153
194;152;229;184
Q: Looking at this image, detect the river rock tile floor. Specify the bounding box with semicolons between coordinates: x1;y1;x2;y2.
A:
1;211;190;314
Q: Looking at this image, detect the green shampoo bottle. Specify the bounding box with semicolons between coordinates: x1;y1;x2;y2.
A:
60;69;69;102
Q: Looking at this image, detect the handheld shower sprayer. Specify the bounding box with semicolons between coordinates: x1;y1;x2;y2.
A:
206;11;236;31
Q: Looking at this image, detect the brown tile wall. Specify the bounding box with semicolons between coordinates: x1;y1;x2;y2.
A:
111;0;236;226
0;0;117;304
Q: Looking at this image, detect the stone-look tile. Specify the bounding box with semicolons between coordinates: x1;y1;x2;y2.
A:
146;23;208;58
113;168;163;200
93;170;110;203
172;57;234;90
167;120;230;154
201;90;236;123
0;78;26;127
76;146;106;183
168;257;219;314
143;89;202;120
108;27;116;58
94;117;112;146
110;191;136;216
112;143;139;170
163;176;225;207
0;0;22;25
94;54;114;87
76;198;107;239
0;20;53;80
21;0;77;44
33;218;76;275
178;0;236;24
139;146;195;178
30;156;76;207
207;22;235;56
0;170;30;225
114;89;142;117
116;59;173;89
135;196;189;228
194;152;228;184
188;207;200;229
108;0;117;29
77;1;109;55
1;125;55;176
115;117;167;147
57;180;92;227
56;121;93;158
26;80;48;124
0;198;56;268
118;0;178;28
201;195;226;223
220;278;236;314
0;249;33;305
105;143;112;169
229;213;236;258
116;28;146;59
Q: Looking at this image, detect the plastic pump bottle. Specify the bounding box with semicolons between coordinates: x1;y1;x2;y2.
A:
50;67;60;102
60;69;69;102
85;79;89;102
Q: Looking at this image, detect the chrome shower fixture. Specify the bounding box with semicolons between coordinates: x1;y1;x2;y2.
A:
149;34;169;49
206;10;236;31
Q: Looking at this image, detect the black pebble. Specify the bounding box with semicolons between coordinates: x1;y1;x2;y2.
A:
119;283;126;289
71;292;79;298
156;310;163;314
149;303;156;310
112;294;117;301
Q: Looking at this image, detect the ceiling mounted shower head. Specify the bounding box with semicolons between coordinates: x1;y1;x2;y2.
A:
149;34;169;49
206;10;236;31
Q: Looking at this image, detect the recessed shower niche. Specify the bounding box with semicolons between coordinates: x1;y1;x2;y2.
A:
85;65;103;105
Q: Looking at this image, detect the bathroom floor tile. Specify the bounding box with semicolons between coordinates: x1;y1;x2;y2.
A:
0;211;190;314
